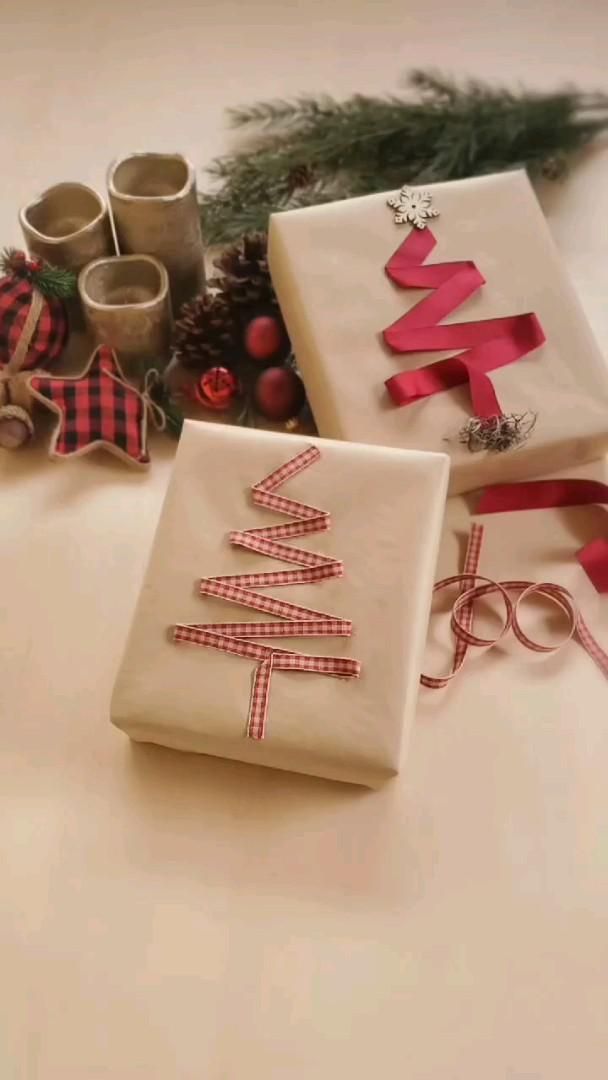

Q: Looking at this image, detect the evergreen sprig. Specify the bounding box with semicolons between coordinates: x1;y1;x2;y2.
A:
200;70;608;243
1;247;77;299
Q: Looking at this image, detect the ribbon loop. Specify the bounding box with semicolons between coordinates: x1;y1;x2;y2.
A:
421;524;608;687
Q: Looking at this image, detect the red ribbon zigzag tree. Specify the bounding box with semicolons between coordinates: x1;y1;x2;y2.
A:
382;226;546;448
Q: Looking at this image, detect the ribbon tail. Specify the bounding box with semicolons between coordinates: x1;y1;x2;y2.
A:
477;480;608;595
247;655;274;740
453;523;484;670
465;363;502;420
577;538;608;594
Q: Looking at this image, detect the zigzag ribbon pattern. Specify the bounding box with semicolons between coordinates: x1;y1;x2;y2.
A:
382;227;546;419
174;445;360;740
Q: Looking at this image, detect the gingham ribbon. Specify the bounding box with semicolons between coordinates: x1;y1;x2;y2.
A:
174;445;361;739
421;523;608;688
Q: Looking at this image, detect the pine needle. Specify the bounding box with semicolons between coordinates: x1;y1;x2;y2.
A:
1;247;76;299
201;69;608;243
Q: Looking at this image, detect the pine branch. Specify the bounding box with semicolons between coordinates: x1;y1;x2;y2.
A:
35;264;77;299
227;95;338;128
1;247;76;298
200;70;608;244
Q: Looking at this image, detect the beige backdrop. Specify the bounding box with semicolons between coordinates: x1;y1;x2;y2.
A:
2;1;608;1077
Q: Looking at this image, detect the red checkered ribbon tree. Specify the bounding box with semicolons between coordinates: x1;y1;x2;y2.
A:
174;445;361;739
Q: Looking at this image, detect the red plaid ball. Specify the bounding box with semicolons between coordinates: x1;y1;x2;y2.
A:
0;275;68;372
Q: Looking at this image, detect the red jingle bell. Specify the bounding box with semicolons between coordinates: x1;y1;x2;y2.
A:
195;366;240;411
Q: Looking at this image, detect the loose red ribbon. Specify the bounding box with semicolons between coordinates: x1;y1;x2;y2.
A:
173;446;360;740
477;479;608;594
382;228;546;418
421;523;608;688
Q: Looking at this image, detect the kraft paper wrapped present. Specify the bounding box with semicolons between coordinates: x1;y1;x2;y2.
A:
269;170;608;495
111;420;449;786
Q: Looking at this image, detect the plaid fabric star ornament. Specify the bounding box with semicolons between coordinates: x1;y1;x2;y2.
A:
29;345;151;467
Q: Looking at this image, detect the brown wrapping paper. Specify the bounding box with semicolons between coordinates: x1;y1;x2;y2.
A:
111;420;449;786
269;171;608;495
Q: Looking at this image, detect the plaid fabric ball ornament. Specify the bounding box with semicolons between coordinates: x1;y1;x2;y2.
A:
0;249;75;449
0;273;67;372
0;249;73;372
29;344;152;467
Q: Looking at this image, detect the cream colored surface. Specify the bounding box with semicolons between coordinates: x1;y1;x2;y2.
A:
112;422;449;785
270;171;608;494
3;1;608;1077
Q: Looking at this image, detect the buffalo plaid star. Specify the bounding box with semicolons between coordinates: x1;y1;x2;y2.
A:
29;345;150;466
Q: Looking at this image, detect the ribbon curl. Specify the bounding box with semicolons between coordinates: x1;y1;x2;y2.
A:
421;523;608;688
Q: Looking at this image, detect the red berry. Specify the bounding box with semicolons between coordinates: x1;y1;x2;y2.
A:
195;366;239;411
244;315;284;363
254;366;305;422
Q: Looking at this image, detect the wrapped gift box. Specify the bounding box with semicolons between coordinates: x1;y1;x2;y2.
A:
269;170;608;495
111;420;449;786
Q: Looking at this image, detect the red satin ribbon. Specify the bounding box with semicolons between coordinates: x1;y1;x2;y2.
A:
477;479;608;594
383;228;546;418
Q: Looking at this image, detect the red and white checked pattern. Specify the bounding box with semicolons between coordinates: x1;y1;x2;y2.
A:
421;524;608;688
174;445;361;739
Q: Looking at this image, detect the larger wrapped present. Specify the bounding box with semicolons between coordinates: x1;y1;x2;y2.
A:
269;170;608;495
111;420;449;786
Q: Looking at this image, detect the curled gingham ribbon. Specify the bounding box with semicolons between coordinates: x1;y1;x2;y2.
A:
174;445;361;739
421;523;608;688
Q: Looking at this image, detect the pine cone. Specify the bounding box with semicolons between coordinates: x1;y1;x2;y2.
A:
174;292;239;371
210;232;279;311
286;163;315;194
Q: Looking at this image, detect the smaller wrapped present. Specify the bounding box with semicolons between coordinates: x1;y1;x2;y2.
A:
269;170;608;494
111;420;449;786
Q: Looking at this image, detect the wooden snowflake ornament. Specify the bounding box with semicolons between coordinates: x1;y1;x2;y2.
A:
387;186;439;229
